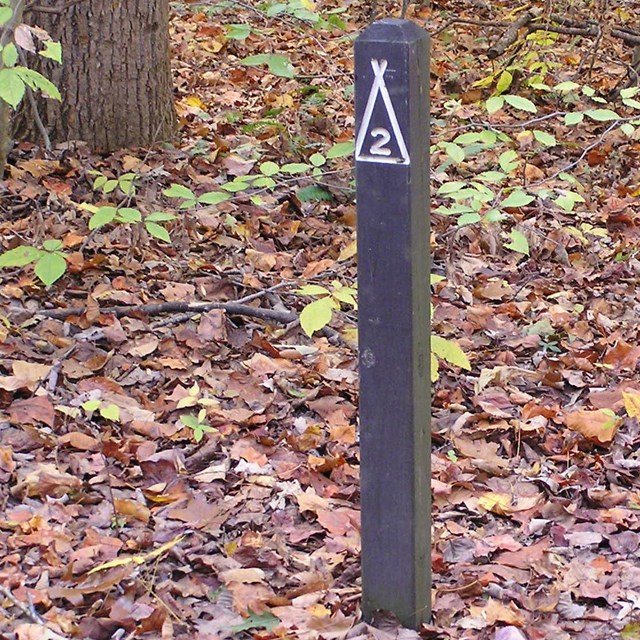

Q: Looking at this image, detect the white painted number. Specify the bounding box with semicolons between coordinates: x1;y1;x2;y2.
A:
370;127;392;156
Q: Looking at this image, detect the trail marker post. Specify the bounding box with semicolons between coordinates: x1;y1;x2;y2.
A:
355;20;431;629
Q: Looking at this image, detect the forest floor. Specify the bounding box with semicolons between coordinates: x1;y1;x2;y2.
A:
3;0;640;639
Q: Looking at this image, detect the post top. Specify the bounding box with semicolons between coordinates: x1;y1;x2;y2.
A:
357;19;428;44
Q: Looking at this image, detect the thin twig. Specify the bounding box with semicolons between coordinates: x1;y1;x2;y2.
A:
0;585;68;639
17;49;51;151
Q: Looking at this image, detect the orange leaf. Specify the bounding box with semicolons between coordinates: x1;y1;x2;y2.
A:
564;409;621;444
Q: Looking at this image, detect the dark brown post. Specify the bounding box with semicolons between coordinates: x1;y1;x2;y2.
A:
355;19;431;629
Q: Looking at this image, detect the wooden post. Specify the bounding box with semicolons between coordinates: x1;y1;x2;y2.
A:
355;19;431;629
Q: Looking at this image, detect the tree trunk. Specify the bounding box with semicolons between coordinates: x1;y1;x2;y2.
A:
17;0;175;152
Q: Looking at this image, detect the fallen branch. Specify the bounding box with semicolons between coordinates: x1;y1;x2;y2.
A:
487;11;536;60
34;299;342;343
37;299;297;322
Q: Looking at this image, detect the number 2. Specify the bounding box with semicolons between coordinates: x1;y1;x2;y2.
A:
370;127;391;156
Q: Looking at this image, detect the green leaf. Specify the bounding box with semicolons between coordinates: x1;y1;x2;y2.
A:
555;190;585;212
498;149;519;173
0;245;41;267
14;67;60;100
437;181;467;195
565;112;584;125
39;40;62;63
146;222;171;243
300;298;334;336
485;96;504;114
443;143;464;163
180;414;201;430
0;6;12;25
89;206;117;230
242;53;295;78
332;288;356;306
503;94;537;113
297;284;330;296
230;610;280;633
42;239;63;252
621;123;636;137
146;211;176;222
623;98;640;110
99;404;120;422
495;70;513;94
505;228;530;255
198;191;230;205
34;252;66;286
251;176;276;188
93;175;107;191
259;161;280;176
221;178;251;193
118;178;136;195
533;130;556;147
431;274;446;284
226;24;252;40
431;335;470;370
309;152;326;167
0;68;25;107
2;43;17;67
240;53;270;65
326;141;354;159
103;179;118;194
280;163;310;174
479;130;498;144
82;399;101;412
476;171;506;183
163;184;195;200
117;207;142;223
297;185;333;202
621;87;640;99
554;81;579;93
484;209;506;223
501;190;534;208
457;212;481;226
453;132;482;145
585;109;619;121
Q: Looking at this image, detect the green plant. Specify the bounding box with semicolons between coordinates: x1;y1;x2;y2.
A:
179;409;217;443
296;280;357;337
82;203;176;244
0;239;67;286
82;399;120;422
89;170;138;196
163;140;354;208
432;79;640;257
0;2;61;109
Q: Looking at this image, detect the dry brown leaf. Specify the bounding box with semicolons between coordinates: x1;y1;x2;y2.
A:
564;409;621;444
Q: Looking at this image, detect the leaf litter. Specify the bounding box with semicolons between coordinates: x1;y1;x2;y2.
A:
2;0;640;639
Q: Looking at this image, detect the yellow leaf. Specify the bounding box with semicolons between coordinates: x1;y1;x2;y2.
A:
431;352;439;382
300;298;334;337
87;534;185;574
185;95;206;109
479;493;511;515
431;335;470;370
623;390;640;418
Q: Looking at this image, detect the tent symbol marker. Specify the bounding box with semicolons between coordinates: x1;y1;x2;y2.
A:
355;59;410;165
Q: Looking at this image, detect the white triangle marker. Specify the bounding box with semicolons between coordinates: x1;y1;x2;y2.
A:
355;59;410;165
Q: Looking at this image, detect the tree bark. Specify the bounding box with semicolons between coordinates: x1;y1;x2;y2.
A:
17;0;175;152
